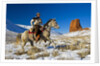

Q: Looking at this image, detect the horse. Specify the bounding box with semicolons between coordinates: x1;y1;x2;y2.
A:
16;19;59;50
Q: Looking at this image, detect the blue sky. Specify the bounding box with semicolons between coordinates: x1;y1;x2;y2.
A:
6;3;91;34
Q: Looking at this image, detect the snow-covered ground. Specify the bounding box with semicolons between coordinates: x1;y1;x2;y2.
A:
63;30;90;37
6;23;91;60
6;29;18;44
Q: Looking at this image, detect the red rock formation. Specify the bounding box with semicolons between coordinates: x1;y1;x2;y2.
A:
83;28;90;30
69;19;90;32
69;19;82;32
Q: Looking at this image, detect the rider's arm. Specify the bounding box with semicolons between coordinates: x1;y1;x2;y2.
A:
30;19;34;26
39;19;42;24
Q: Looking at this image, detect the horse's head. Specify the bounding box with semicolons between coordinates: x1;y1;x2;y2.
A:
49;19;59;29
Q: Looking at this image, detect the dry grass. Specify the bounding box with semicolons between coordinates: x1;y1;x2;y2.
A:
77;49;90;59
28;53;37;59
14;48;25;55
36;51;50;58
52;50;59;57
27;46;41;55
6;31;90;60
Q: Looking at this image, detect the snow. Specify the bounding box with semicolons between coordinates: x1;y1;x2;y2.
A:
5;42;90;60
55;50;81;60
83;55;90;60
16;24;32;29
6;29;18;43
63;30;90;37
50;30;62;36
6;23;91;60
6;29;18;38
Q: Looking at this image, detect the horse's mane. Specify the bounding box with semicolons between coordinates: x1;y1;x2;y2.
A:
44;19;52;27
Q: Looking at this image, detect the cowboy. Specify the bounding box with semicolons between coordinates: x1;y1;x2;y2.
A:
30;12;42;42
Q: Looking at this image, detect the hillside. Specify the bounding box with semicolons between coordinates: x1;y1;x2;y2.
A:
16;24;32;29
6;20;27;33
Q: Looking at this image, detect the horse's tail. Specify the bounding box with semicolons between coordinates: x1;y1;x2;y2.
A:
16;33;22;45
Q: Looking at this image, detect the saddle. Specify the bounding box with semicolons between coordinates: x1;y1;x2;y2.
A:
29;27;44;34
29;26;44;42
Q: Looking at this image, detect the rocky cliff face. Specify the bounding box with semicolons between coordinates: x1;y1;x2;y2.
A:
70;19;82;32
69;19;89;32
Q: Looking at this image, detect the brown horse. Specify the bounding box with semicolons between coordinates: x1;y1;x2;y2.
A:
16;19;59;50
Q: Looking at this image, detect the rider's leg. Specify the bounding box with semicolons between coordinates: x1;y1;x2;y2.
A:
34;25;37;39
36;34;40;43
35;25;41;42
34;25;39;41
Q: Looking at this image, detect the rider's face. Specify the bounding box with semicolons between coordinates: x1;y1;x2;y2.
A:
37;14;40;17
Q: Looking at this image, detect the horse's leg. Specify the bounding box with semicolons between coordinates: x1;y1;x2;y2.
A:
47;37;56;47
46;37;52;45
29;39;34;46
29;34;34;41
22;39;27;50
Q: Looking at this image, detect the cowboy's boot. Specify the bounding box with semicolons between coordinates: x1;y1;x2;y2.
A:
36;34;40;43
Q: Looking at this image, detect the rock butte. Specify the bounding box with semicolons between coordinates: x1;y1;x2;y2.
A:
69;19;90;32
